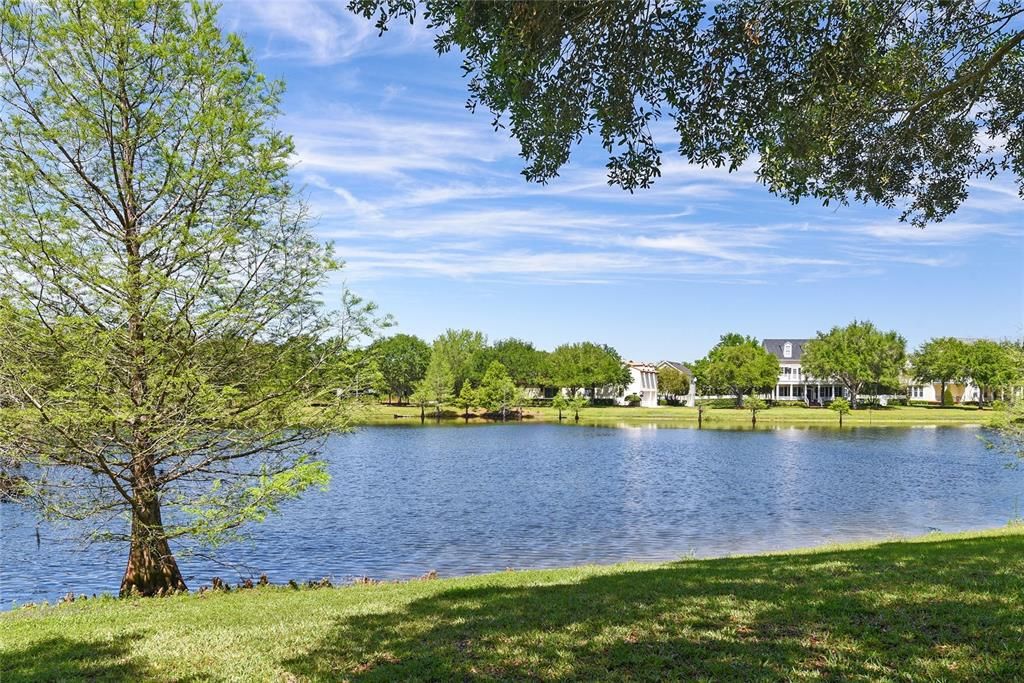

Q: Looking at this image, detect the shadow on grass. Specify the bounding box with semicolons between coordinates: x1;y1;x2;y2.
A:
284;535;1024;681
2;634;151;682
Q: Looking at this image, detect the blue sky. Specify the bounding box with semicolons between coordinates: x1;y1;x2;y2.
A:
218;1;1023;362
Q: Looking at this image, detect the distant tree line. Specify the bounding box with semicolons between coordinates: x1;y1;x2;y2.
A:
370;323;1022;417
367;330;633;419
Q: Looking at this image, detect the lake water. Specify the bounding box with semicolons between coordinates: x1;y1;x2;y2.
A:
2;424;1021;605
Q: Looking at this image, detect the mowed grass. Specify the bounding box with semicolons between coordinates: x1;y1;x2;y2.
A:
3;528;1023;682
360;402;992;427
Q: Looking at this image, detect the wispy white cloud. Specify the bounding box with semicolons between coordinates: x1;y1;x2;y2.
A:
220;0;432;64
227;17;1022;289
841;219;1016;244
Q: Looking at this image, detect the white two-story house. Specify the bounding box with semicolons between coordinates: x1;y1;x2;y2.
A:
761;339;848;405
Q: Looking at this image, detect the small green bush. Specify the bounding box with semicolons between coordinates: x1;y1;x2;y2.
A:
698;398;743;409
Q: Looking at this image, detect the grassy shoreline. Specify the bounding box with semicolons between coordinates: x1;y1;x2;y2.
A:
4;527;1022;681
355;402;993;428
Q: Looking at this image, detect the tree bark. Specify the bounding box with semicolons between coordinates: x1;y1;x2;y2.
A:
121;481;186;596
940;381;946;406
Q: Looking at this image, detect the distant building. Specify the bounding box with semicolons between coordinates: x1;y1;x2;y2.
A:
625;362;659;407
905;338;1018;405
761;338;848;405
656;361;696;407
762;337;1016;405
593;361;659;407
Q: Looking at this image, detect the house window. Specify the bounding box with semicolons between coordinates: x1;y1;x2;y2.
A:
783;342;792;358
821;386;833;399
778;385;790;397
793;385;804;398
910;386;925;399
783;367;792;375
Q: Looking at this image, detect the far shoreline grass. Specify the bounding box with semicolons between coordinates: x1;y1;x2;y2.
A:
3;526;1022;681
353;401;994;428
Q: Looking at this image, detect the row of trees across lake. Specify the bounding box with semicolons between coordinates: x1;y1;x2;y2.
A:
369;332;634;420
364;321;1022;417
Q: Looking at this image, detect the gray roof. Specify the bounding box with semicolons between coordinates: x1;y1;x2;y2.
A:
656;360;693;377
761;339;811;361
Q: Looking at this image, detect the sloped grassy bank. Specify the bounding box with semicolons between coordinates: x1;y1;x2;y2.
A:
3;528;1022;682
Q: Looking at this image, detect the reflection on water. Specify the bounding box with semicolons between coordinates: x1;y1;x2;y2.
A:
2;424;1020;606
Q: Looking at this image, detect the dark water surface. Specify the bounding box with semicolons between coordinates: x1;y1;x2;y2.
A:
2;424;1021;605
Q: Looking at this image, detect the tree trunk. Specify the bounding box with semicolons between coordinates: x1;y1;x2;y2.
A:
940;381;946;406
121;484;186;597
117;88;184;598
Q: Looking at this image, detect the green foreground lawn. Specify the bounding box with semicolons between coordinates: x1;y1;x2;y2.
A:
360;402;993;427
4;528;1023;681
